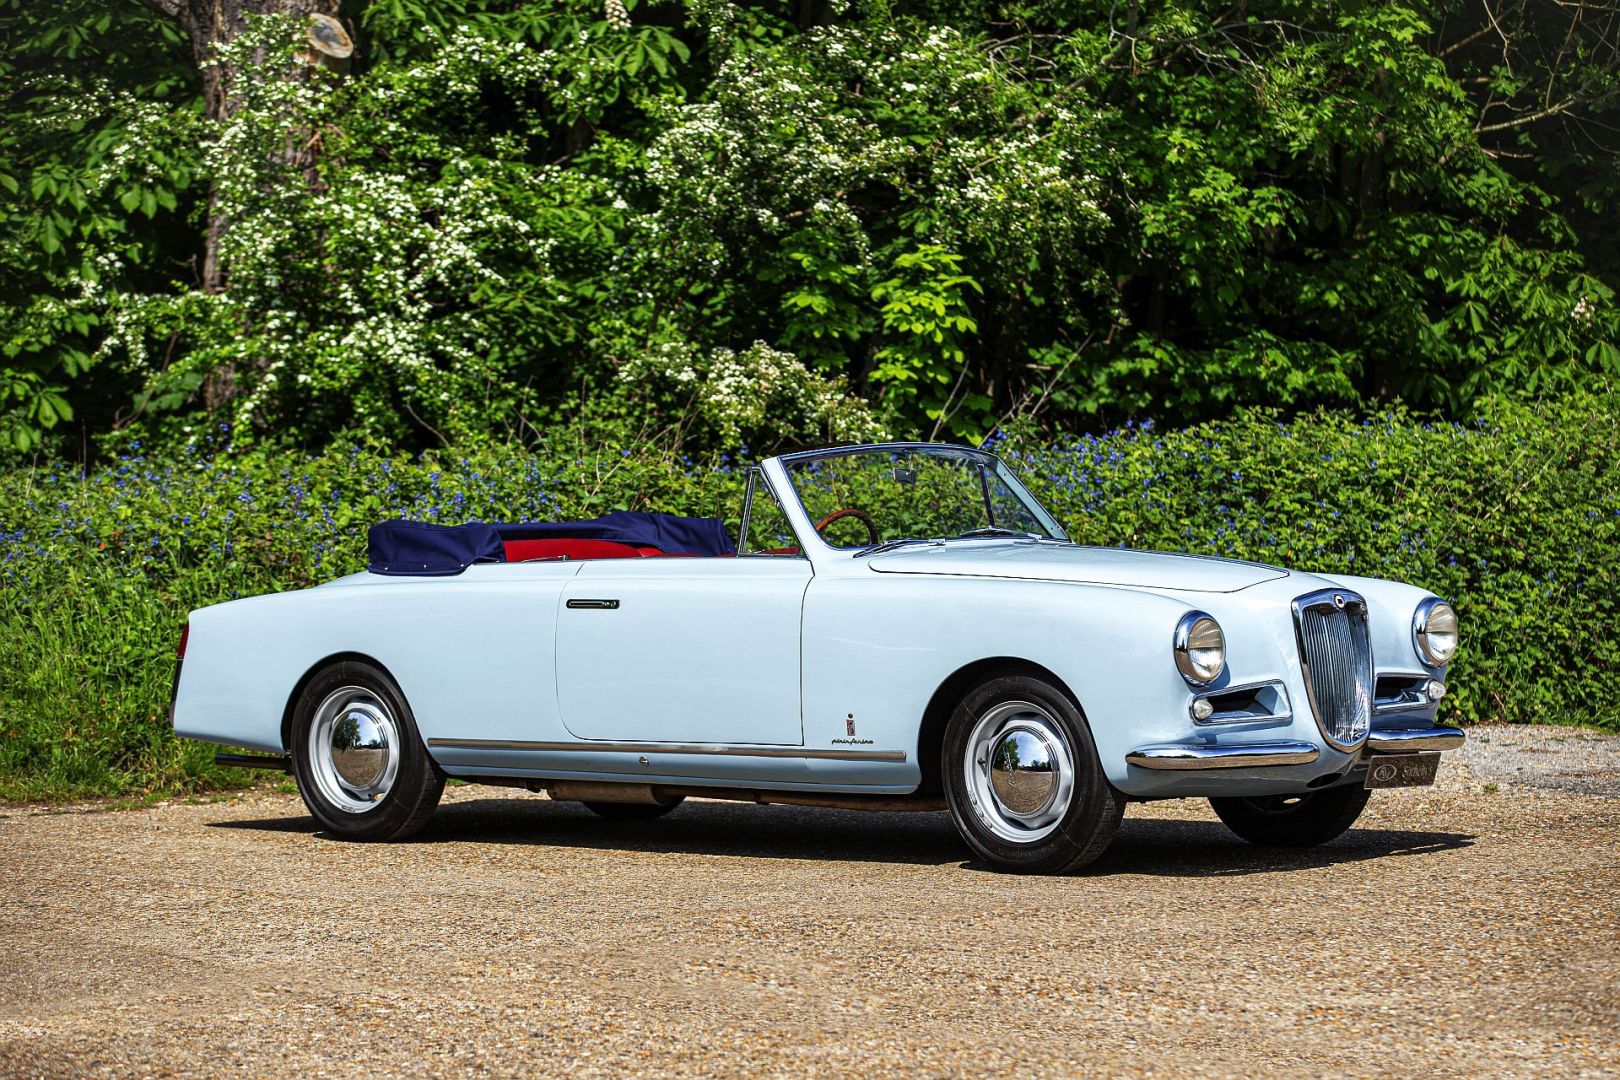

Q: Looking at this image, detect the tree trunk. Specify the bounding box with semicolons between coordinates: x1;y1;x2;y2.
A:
135;0;341;293
133;0;341;413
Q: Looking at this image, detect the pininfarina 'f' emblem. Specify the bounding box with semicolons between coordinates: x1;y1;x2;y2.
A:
1333;593;1346;609
846;714;857;736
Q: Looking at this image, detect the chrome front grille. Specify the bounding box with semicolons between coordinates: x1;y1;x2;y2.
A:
1292;590;1373;751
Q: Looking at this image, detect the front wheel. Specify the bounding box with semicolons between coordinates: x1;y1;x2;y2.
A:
942;672;1125;874
290;660;445;842
1209;786;1371;847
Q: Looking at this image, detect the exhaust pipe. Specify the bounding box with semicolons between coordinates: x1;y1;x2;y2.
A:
543;781;675;806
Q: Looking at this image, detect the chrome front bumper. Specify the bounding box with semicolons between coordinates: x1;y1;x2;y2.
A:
1126;727;1466;770
1125;742;1321;769
1364;727;1466;752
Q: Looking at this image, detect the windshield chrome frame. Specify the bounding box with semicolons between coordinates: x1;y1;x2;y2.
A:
735;465;814;559
764;442;1069;560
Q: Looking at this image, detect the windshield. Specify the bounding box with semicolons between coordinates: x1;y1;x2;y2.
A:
781;445;1066;551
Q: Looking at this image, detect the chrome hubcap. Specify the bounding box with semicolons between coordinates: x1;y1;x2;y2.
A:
990;728;1060;816
964;700;1076;843
307;686;400;814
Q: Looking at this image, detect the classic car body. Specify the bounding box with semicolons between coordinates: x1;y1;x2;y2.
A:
173;442;1463;872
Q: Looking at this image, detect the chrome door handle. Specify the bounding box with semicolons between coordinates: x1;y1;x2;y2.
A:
566;598;620;610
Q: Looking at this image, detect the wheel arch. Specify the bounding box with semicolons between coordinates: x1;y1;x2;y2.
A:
279;651;401;752
915;657;1085;795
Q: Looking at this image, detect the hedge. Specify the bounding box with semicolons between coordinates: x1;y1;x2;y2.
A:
2;394;1614;800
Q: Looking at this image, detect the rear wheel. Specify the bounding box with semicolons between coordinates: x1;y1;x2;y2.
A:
582;797;684;822
290;660;444;842
942;672;1125;874
1209;786;1371;847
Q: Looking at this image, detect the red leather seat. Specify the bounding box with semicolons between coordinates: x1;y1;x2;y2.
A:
502;538;646;562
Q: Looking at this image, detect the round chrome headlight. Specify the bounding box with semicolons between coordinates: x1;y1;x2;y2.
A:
1174;612;1226;685
1413;598;1459;666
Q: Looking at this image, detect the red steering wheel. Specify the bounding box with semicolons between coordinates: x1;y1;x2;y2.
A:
814;507;879;546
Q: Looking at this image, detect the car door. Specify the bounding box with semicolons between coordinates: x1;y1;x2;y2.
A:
556;557;811;745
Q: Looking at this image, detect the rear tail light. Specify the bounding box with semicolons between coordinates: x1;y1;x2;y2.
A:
177;621;190;660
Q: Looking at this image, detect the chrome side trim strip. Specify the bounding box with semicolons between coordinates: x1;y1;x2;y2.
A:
1365;727;1466;753
1125;741;1321;770
426;738;907;763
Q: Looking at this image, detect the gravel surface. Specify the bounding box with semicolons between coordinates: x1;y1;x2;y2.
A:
2;727;1617;1078
1460;725;1620;798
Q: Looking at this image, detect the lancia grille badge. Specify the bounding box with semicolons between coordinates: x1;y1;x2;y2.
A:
1333;593;1346;609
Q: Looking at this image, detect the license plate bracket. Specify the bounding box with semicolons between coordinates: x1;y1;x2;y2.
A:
1363;752;1441;789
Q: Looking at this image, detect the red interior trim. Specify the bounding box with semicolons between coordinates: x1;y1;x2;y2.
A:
503;538;646;562
501;538;713;561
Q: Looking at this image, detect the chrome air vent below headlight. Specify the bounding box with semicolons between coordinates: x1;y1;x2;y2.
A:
1291;589;1373;752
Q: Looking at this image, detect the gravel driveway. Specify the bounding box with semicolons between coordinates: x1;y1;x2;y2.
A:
2;726;1617;1078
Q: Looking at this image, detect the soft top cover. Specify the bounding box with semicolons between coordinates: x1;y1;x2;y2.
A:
367;511;735;576
367;520;505;576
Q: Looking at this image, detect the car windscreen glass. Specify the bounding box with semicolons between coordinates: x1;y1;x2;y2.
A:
783;447;1059;550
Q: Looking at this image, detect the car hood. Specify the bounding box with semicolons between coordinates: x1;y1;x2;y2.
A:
865;541;1290;593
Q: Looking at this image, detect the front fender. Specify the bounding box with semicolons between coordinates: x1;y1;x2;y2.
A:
800;570;1204;791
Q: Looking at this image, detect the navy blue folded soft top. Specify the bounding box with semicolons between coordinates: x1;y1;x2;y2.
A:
366;520;506;576
367;511;735;575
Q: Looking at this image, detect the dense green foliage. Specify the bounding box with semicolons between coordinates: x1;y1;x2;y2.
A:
3;0;1616;455
2;394;1614;800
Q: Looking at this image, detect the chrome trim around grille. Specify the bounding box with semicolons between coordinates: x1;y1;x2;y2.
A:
1365;727;1466;753
1125;741;1322;769
1292;589;1374;752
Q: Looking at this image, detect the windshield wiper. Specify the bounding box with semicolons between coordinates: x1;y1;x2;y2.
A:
853;537;937;559
856;530;1051;557
955;527;1045;541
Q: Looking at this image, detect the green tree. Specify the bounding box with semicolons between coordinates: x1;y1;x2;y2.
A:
1;0;1616;456
0;0;199;450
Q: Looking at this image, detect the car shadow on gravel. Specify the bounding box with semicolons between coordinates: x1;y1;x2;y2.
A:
216;796;970;865
1084;817;1477;877
211;797;1476;876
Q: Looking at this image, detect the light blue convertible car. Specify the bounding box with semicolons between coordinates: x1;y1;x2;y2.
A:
173;442;1463;873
